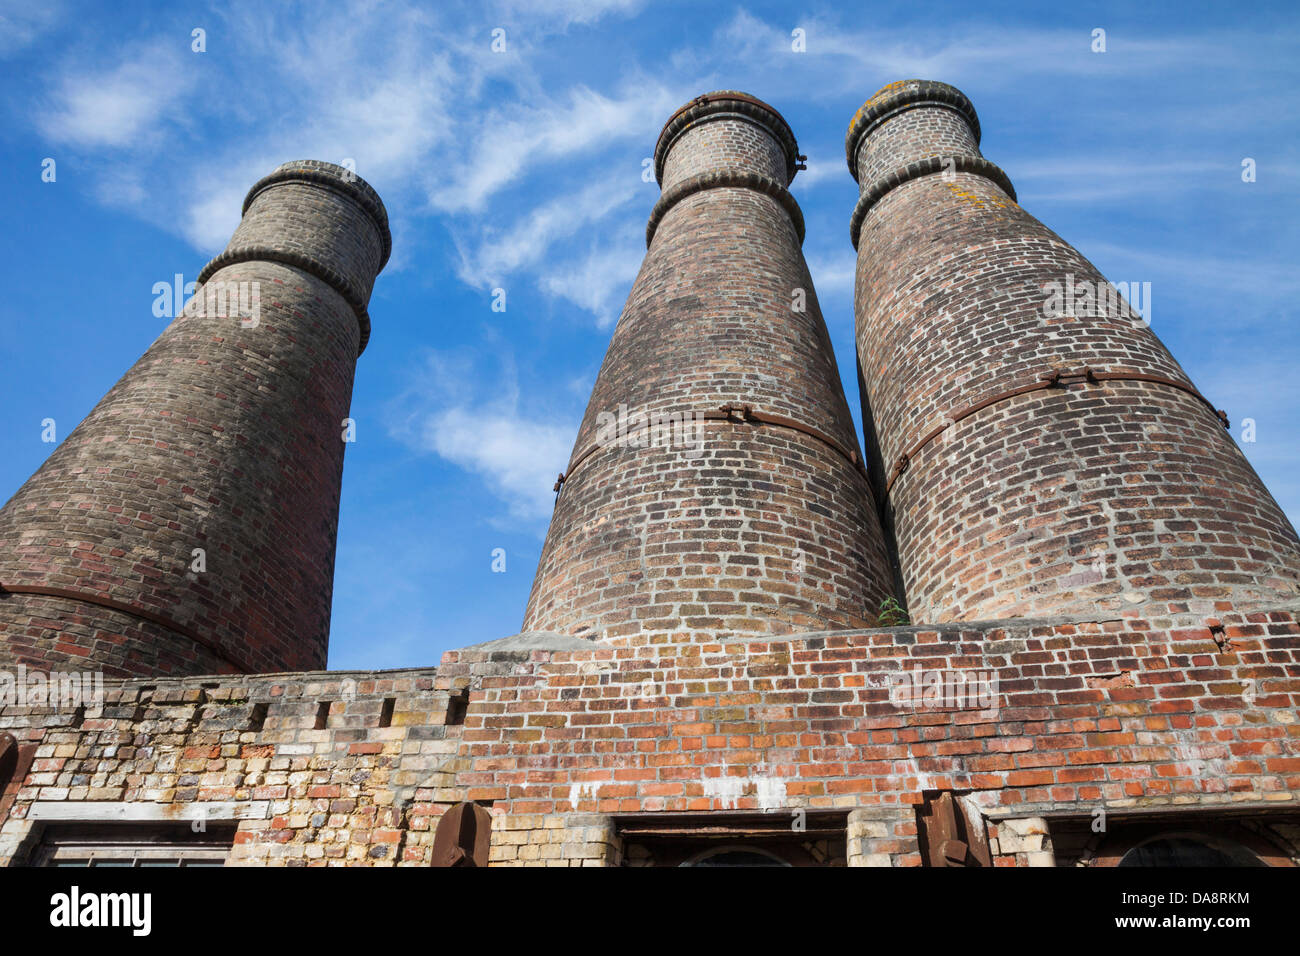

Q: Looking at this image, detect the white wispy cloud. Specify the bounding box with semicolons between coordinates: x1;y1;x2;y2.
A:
1012;159;1283;202
0;0;65;57
712;10;1254;100
495;0;646;28
37;40;195;148
388;349;575;525
791;150;847;189
1076;240;1300;301
805;251;857;297
429;82;678;213
453;173;641;288
423;406;572;522
541;231;645;326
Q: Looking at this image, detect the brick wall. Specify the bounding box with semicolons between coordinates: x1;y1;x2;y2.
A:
4;604;1296;865
2;604;1297;865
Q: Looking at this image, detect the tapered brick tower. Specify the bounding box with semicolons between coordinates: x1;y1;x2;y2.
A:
524;92;896;640
848;80;1300;622
0;160;390;677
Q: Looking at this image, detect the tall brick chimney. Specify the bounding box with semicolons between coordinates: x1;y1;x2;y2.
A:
848;80;1300;622
524;91;897;640
0;160;390;676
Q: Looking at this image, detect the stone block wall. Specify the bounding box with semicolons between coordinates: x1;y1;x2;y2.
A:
486;813;623;867
0;668;461;866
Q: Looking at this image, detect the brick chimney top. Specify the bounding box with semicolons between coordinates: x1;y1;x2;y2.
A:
242;160;392;268
845;79;982;179
654;90;800;186
197;159;391;353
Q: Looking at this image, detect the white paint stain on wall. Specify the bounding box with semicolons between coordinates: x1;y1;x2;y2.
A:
568;781;599;809
701;765;788;811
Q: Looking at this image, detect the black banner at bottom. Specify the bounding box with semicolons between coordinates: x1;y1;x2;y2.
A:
0;864;1281;945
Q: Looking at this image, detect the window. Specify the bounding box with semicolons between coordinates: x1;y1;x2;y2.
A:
616;810;849;866
1047;814;1296;867
30;823;237;867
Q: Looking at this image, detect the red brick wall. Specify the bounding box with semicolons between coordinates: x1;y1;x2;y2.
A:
2;607;1295;865
444;607;1300;819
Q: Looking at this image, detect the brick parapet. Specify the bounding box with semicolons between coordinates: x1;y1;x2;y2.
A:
2;606;1297;865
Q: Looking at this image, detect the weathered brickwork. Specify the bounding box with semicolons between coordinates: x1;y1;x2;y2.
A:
523;430;893;639
849;80;1300;623
847;806;919;866
0;162;391;677
3;606;1297;865
487;814;623;867
524;92;896;639
445;608;1300;820
0;668;466;866
891;382;1300;622
655;91;801;188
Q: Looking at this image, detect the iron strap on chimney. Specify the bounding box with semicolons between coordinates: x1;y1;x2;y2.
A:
882;366;1231;499
0;583;251;672
552;403;869;495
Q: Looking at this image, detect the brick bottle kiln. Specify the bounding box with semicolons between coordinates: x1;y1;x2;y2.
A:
0;161;390;678
847;80;1300;624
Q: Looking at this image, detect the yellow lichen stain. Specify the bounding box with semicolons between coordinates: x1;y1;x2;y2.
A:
941;179;1014;214
849;80;921;137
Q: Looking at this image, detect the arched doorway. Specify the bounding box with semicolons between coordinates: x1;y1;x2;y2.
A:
1090;823;1295;867
1117;834;1266;867
680;845;793;867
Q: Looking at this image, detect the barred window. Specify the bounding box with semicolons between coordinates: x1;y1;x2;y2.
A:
30;823;236;867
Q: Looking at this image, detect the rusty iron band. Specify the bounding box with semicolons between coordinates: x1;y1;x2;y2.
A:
553;403;867;494
882;367;1230;500
0;583;249;672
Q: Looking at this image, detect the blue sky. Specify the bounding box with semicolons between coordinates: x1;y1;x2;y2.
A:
1;0;1297;668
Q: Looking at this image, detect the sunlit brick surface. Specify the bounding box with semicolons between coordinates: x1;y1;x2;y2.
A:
3;608;1297;866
